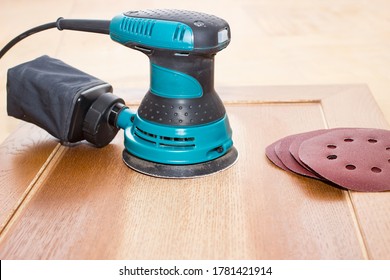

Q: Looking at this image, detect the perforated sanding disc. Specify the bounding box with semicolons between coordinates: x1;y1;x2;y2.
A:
265;140;289;171
288;129;333;176
299;128;390;192
274;135;322;179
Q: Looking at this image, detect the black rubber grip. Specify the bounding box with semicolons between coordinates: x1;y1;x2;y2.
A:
137;50;226;126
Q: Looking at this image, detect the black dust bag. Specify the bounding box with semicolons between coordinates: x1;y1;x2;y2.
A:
6;55;113;143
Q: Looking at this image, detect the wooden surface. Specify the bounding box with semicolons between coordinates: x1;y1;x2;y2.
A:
2;0;390;143
1;85;390;259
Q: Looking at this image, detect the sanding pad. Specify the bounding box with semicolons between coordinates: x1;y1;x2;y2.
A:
122;146;239;178
299;128;390;192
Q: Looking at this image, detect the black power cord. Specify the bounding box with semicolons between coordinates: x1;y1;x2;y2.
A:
0;18;110;59
0;22;57;59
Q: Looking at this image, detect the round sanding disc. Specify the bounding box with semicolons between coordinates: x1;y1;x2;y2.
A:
265;139;289;171
288;129;332;177
299;128;390;192
274;134;322;179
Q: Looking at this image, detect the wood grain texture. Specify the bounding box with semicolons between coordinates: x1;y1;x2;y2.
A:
1;85;389;260
0;123;58;233
320;86;390;260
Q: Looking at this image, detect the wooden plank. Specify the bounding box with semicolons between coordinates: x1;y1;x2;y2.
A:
0;123;58;233
0;86;375;259
320;86;390;260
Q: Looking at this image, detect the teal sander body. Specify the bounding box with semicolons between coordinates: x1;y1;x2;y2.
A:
108;10;238;177
1;9;238;178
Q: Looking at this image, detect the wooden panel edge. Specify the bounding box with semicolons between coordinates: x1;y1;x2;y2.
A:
0;144;66;243
320;84;389;129
0;123;60;235
116;84;369;106
319;84;390;259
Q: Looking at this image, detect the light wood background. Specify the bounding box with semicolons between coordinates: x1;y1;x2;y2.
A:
1;85;390;259
1;0;390;144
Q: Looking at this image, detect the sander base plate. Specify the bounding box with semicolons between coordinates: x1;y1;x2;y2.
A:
122;146;238;178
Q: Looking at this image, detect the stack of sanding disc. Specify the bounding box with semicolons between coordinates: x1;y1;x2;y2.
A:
265;128;390;192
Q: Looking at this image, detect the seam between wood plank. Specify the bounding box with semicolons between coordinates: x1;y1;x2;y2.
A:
0;143;64;241
319;102;370;260
345;191;370;260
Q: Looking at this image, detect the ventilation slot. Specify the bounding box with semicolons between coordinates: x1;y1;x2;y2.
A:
120;18;155;36
160;143;195;148
135;127;157;145
134;126;195;148
136;127;157;138
161;136;195;142
173;24;187;41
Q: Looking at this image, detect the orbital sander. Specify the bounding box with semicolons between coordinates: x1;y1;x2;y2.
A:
1;9;238;178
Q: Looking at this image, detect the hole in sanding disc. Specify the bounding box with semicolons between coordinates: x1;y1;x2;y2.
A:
371;167;382;173
327;155;337;160
344;138;354;142
368;139;378;143
327;144;337;149
345;164;356;170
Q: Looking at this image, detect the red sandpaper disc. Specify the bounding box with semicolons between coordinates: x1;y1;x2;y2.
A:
299;128;390;192
274;134;322;179
265;140;289;171
289;129;339;176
